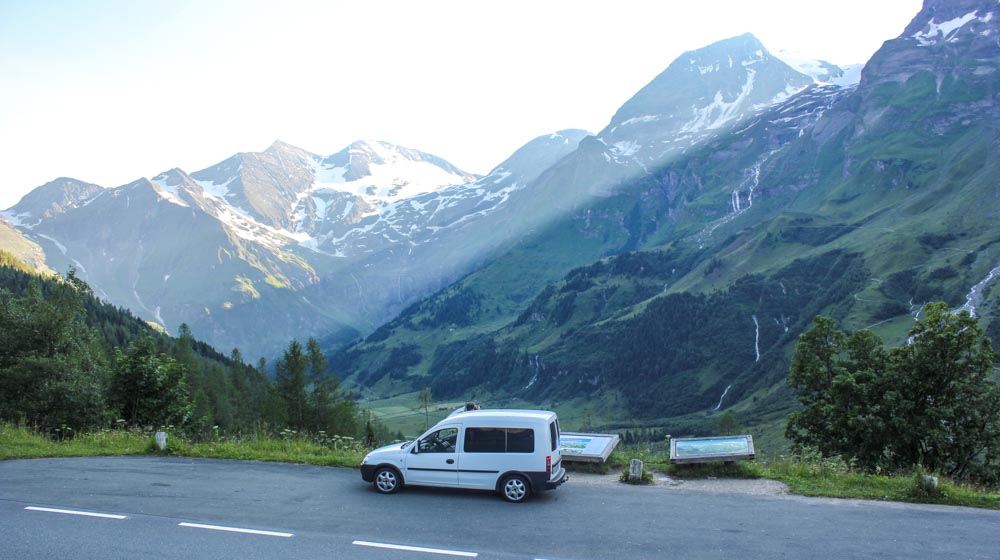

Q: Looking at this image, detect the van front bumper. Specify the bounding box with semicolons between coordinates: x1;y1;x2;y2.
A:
360;464;377;482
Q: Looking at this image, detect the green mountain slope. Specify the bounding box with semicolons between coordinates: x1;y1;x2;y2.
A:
333;0;1000;439
0;220;51;275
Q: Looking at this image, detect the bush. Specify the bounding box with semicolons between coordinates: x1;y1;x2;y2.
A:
786;305;1000;484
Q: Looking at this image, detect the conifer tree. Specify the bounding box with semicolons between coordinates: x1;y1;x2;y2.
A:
275;339;308;428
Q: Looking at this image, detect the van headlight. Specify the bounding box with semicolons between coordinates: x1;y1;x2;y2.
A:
362;454;371;465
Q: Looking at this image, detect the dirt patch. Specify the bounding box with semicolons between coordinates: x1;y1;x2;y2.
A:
568;470;789;496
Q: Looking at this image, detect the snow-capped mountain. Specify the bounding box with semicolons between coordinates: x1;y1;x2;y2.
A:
314;140;477;204
488;32;823;227
1;133;585;354
599;33;813;166
774;49;861;86
0;31;867;357
186;139;477;236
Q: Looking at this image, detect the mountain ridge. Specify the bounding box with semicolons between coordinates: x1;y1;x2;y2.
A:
1;130;592;355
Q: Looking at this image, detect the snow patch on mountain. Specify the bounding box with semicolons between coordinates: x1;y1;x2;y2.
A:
681;69;757;133
621;115;660;126
80;189;106;208
193;172;239;200
612;141;642;157
311;142;471;210
0;209;29;228
775;49;861;86
912;10;982;46
768;83;811;106
150;175;190;208
33;232;67;255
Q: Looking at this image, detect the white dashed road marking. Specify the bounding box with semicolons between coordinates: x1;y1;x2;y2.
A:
25;506;127;520
352;540;478;557
178;522;293;538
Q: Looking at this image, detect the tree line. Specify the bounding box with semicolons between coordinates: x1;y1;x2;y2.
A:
0;257;382;442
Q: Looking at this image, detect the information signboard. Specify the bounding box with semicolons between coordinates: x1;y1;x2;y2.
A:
559;432;620;463
669;435;755;464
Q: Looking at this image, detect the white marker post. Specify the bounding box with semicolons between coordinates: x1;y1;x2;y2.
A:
629;459;644;482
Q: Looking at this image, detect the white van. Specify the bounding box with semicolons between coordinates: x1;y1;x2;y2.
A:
360;409;567;502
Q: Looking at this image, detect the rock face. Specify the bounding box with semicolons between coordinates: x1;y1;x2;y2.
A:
1;178;104;227
850;0;1000;164
860;0;999;109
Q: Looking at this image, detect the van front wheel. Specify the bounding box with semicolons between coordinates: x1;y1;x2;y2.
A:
500;474;531;503
374;467;401;494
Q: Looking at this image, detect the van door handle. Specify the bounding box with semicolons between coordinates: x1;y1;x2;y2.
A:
446;459;455;464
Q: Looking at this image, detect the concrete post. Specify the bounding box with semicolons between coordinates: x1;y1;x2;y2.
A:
629;459;644;482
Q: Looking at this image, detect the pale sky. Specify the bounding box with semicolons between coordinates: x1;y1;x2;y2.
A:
0;0;923;210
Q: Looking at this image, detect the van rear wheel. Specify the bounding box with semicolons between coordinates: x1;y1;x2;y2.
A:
374;467;401;494
500;474;531;503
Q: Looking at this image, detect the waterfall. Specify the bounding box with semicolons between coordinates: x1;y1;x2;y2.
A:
713;384;732;411
956;261;1000;318
752;315;760;362
524;355;542;389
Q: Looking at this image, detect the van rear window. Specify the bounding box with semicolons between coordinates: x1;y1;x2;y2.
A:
465;427;535;453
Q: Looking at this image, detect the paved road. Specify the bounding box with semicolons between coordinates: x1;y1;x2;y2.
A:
1;456;997;559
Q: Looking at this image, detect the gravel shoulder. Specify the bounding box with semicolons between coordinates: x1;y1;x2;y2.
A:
568;469;789;496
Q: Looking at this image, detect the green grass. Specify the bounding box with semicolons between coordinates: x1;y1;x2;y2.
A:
166;436;365;468
0;424;151;459
762;460;1000;510
605;443;1000;510
5;423;997;509
0;423;365;468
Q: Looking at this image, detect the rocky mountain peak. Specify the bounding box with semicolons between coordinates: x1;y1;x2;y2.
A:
4;177;104;226
858;0;998;110
317;140;476;191
264;139;312;156
488;129;590;182
597;33;811;167
903;0;998;45
152;168;189;185
607;33;809;127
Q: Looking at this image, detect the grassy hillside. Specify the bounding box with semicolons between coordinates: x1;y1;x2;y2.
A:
0;222;52;274
330;41;1000;450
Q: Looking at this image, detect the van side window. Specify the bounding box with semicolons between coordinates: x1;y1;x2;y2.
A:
506;428;534;453
418;427;457;453
464;427;535;453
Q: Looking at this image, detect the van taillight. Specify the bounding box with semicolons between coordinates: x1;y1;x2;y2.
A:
546;455;552;474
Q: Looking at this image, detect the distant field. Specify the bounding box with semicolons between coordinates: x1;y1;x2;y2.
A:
362;392;470;436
